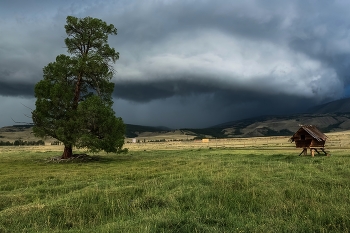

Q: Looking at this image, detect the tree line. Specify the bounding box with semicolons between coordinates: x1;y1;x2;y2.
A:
0;140;45;146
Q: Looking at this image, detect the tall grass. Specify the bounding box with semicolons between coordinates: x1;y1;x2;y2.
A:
0;148;350;232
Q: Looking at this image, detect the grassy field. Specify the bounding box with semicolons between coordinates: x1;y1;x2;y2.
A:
0;136;350;232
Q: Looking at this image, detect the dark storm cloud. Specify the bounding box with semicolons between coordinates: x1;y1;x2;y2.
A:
114;76;319;112
1;0;350;128
114;78;217;102
113;84;315;128
113;77;323;110
0;81;34;97
111;0;345;105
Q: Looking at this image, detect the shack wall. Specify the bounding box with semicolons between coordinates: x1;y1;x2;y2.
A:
292;128;325;148
310;139;325;148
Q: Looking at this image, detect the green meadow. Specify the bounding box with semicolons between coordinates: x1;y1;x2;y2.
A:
0;147;350;232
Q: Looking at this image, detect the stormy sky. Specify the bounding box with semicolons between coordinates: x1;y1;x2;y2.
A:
1;0;350;129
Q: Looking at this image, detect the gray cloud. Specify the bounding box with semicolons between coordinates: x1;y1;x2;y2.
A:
0;81;34;97
1;0;350;128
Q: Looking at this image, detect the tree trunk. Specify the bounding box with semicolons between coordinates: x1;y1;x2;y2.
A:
62;145;73;159
73;73;83;109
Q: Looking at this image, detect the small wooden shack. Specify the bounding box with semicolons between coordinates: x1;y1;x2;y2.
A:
290;125;328;156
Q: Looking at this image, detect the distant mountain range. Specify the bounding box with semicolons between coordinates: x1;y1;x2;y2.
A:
186;97;350;138
126;97;350;138
200;113;350;138
307;97;350;114
3;97;350;140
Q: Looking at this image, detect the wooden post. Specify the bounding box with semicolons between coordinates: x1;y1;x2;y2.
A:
299;148;307;156
320;148;329;156
311;148;314;157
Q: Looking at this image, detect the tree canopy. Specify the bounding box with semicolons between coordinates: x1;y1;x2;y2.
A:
32;16;125;159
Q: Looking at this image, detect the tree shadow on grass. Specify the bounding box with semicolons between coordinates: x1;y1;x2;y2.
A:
45;153;139;164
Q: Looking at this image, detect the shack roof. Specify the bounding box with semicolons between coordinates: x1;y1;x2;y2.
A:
291;125;327;142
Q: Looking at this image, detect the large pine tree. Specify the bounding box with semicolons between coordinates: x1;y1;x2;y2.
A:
32;16;125;159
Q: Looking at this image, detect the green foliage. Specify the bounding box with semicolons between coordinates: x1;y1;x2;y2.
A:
0;140;44;146
0;141;12;146
76;96;125;153
32;16;125;155
1;149;350;232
